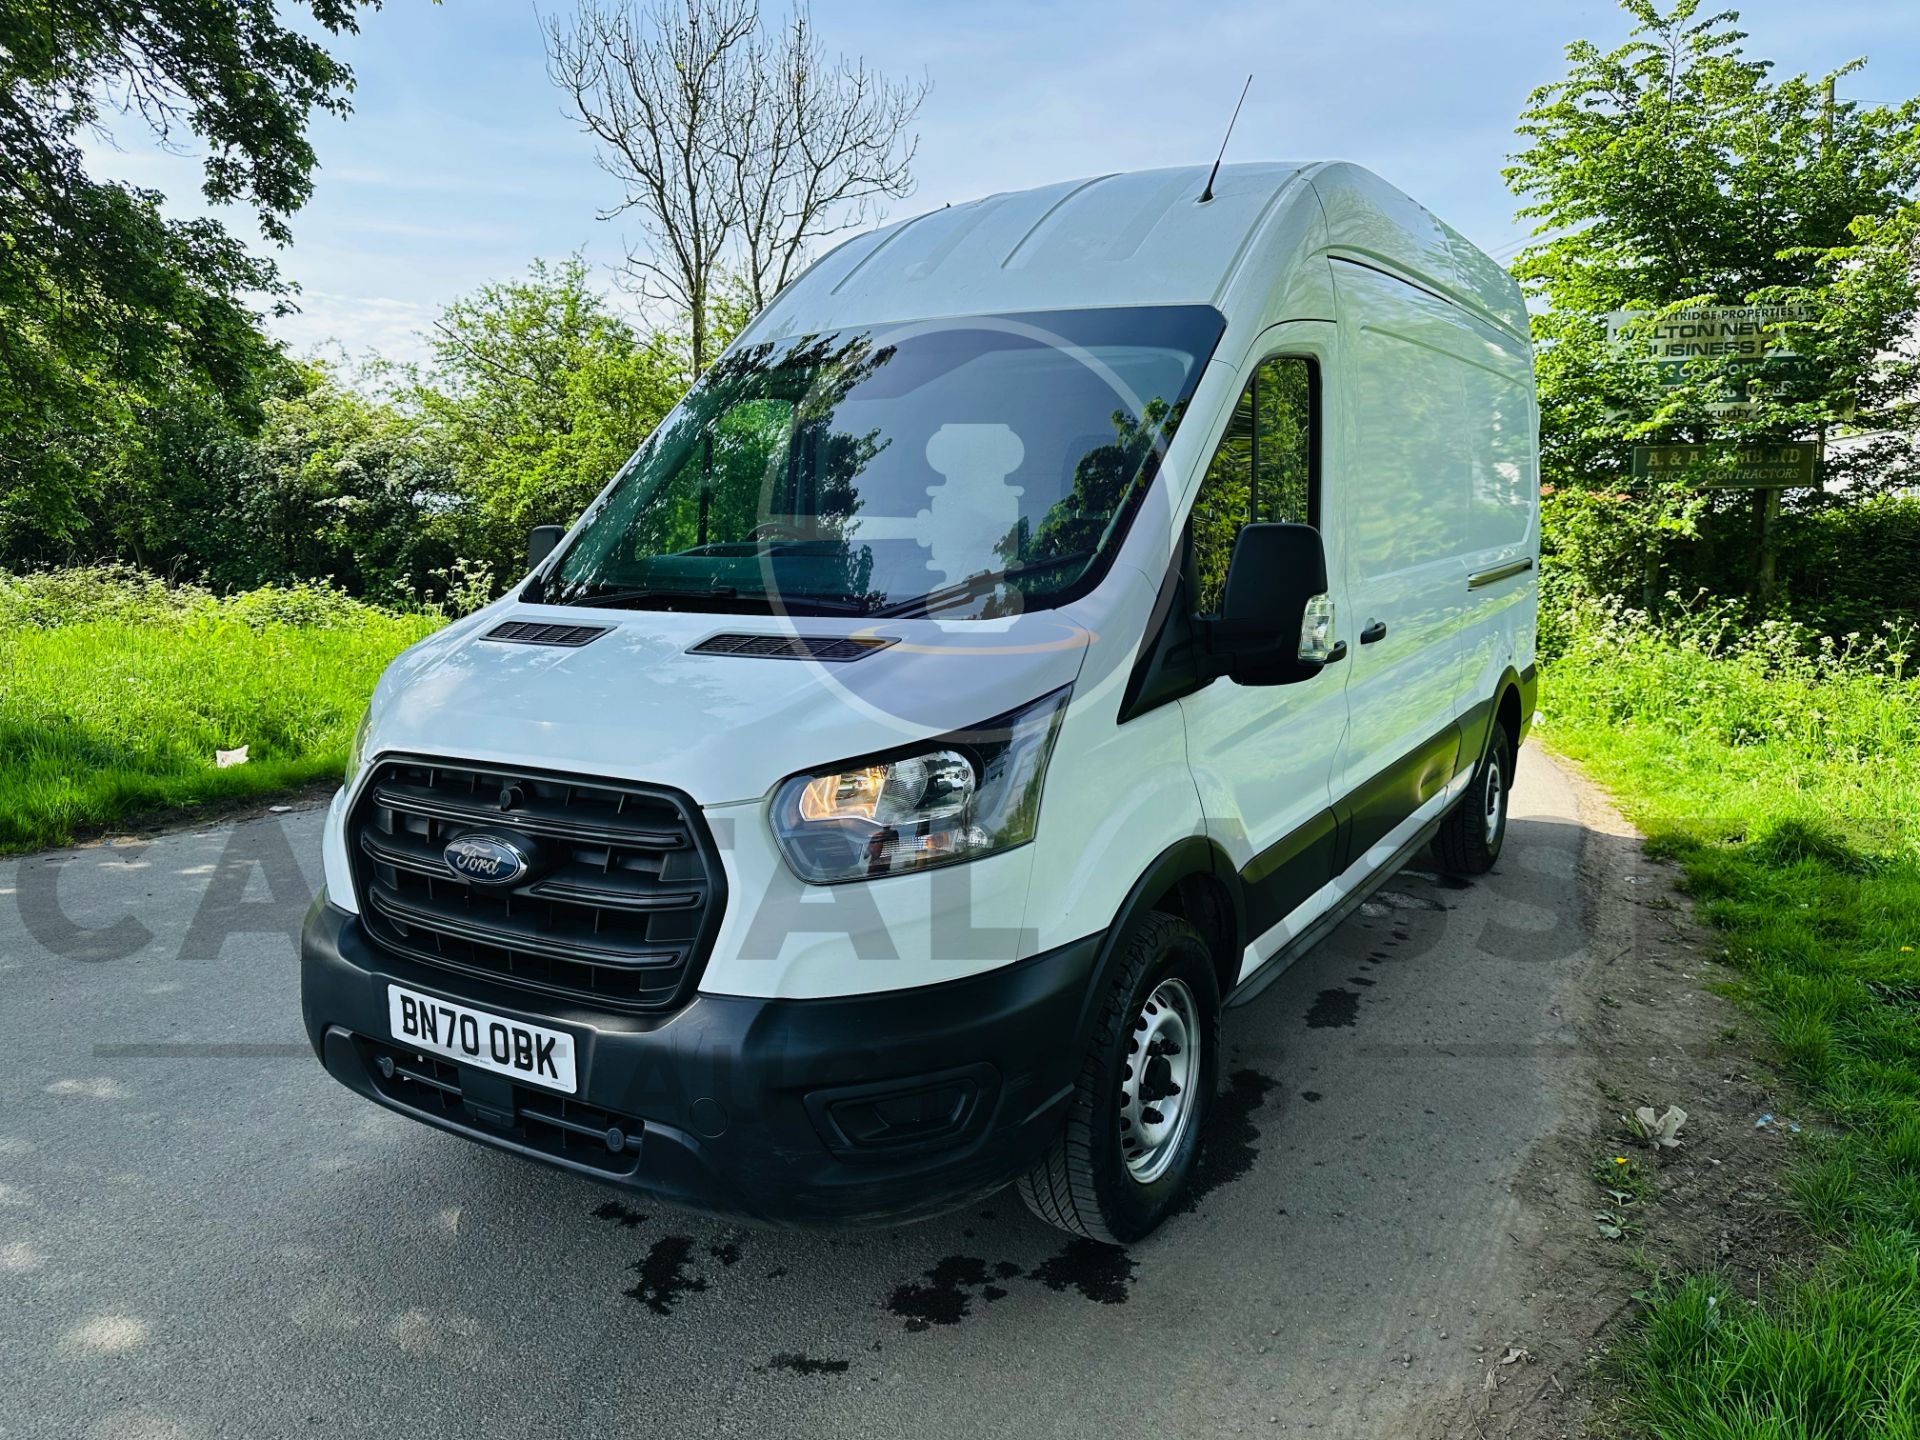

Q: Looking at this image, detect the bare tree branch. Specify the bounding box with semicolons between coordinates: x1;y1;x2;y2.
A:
544;0;924;372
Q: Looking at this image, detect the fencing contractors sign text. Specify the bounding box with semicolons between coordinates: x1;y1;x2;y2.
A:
1630;442;1817;489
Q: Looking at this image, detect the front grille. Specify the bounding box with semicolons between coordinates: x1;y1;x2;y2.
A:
356;1036;644;1177
348;756;725;1014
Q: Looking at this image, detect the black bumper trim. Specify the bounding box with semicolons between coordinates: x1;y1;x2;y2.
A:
301;895;1101;1227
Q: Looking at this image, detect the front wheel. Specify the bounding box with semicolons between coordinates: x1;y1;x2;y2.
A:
1017;911;1220;1245
1434;721;1512;876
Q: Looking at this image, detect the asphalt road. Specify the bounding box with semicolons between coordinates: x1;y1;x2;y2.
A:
0;749;1592;1440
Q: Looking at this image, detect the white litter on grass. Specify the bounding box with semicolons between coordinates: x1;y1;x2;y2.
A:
268;805;292;813
1635;1104;1688;1148
215;746;249;768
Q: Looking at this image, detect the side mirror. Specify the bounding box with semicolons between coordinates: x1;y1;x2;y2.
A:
526;525;564;570
1201;522;1335;687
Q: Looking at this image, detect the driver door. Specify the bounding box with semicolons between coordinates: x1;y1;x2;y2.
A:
1177;323;1351;978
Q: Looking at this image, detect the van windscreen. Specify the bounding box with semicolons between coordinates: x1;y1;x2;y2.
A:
542;305;1224;618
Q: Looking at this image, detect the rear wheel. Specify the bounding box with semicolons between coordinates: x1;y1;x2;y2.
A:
1434;720;1512;876
1017;911;1220;1244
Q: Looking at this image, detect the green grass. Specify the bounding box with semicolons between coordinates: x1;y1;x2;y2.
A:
1542;600;1920;1438
0;566;441;852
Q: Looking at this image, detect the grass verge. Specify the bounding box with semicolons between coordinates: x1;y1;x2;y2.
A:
0;566;441;853
1542;601;1920;1437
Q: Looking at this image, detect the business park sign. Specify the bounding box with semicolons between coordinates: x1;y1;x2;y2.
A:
1606;305;1815;371
1613;306;1824;484
1606;304;1817;415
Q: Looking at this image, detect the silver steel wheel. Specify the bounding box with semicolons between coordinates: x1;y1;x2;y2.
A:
1483;751;1505;845
1119;977;1201;1183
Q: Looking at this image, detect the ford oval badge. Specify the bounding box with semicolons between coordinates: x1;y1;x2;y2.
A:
443;833;529;886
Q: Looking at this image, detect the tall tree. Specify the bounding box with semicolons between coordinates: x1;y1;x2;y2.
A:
0;0;377;558
1506;0;1920;612
544;0;924;374
412;257;685;577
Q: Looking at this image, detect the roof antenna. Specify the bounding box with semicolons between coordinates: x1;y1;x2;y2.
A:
1198;74;1253;203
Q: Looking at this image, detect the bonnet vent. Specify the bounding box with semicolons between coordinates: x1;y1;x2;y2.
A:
687;633;898;662
482;621;612;648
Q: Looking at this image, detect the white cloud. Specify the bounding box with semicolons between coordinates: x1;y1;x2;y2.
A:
271;291;441;369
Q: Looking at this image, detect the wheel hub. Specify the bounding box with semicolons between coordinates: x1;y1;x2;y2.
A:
1483;753;1505;845
1119;978;1201;1183
1140;1053;1175;1103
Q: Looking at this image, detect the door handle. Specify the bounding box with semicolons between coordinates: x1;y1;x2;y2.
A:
1322;641;1348;665
1359;620;1388;645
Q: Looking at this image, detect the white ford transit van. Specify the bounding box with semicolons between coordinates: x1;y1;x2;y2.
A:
302;162;1538;1243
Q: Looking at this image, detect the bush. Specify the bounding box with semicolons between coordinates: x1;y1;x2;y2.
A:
1552;595;1919;767
1539;490;1920;654
0;563;216;628
1772;496;1920;638
223;578;402;631
0;563;424;632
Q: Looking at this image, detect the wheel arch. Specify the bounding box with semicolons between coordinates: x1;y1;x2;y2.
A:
1071;837;1244;1054
1495;677;1524;756
1463;664;1529;778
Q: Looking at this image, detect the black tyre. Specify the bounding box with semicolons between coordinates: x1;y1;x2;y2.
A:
1017;911;1220;1245
1434;721;1513;876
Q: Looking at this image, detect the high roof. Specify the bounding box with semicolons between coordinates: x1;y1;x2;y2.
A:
740;162;1526;347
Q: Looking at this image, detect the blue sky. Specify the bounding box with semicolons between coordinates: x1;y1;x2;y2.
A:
86;0;1920;365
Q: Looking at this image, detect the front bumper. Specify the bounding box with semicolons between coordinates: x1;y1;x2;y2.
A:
300;895;1101;1227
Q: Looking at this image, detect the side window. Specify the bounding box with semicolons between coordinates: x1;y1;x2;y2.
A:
1191;356;1317;615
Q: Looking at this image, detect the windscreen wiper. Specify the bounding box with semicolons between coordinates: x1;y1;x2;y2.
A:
869;550;1099;618
559;585;875;616
566;585;742;611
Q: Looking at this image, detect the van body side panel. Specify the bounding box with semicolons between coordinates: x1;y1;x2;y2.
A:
1338;722;1461;867
1239;807;1340;939
1329;261;1474;818
1226;219;1534;969
1453;298;1540;746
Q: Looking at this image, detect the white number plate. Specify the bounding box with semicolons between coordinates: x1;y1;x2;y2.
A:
387;985;578;1094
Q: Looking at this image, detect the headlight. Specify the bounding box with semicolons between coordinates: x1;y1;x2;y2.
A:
344;705;373;790
770;687;1071;884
